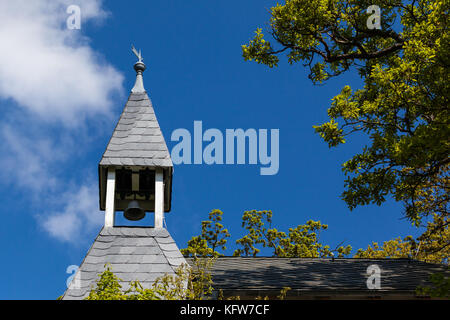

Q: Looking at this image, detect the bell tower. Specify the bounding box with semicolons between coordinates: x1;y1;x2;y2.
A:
62;47;185;300
98;46;173;228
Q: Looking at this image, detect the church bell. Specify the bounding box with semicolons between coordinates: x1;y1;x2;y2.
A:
123;200;145;221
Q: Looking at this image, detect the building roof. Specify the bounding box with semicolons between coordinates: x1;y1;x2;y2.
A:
62;227;186;300
187;257;449;296
99;91;173;168
63;233;448;300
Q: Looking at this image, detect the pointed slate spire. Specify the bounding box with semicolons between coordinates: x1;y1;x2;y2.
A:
99;52;172;168
99;92;173;167
98;48;173;214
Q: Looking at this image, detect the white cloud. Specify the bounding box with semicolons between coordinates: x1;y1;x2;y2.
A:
0;0;123;126
0;0;123;243
40;184;103;243
0;125;59;191
0;122;104;243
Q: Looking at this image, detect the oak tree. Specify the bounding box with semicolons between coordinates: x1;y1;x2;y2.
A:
242;0;449;255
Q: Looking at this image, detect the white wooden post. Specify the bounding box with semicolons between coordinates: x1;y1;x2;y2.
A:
105;168;116;228
154;168;164;228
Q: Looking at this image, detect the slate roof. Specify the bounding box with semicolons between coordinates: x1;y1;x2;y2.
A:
62;227;186;300
99;92;173;168
188;257;449;294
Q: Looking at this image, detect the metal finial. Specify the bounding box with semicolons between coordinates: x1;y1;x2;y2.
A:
131;45;143;63
131;45;146;75
131;45;146;93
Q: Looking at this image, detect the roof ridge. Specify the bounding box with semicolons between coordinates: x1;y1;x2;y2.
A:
197;256;423;261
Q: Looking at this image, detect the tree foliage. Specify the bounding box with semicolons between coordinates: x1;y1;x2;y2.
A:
181;209;230;257
180;209;351;258
86;209;349;300
232;210;352;257
86;258;215;300
86;264;131;300
354;214;449;297
85;208;448;299
416;271;450;298
242;0;449;250
355;214;449;264
355;234;450;297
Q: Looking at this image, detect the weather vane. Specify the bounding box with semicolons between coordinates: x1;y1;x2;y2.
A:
131;45;143;63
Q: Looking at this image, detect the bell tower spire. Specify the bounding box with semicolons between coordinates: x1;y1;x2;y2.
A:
98;46;173;229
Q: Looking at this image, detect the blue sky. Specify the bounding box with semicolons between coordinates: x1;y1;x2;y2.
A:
0;0;422;299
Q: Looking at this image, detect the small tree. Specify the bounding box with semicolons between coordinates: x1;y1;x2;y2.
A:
86;259;215;300
233;210;352;258
86;264;131;300
181;209;230;257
